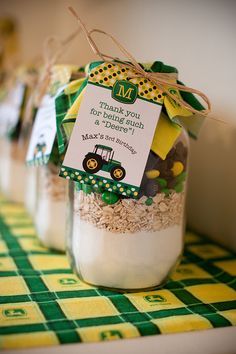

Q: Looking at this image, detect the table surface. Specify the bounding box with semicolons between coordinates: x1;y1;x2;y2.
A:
4;326;236;354
0;198;235;352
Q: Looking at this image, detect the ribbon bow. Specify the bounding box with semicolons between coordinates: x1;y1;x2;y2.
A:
69;6;211;116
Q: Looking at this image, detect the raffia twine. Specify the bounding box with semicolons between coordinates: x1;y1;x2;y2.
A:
68;7;229;125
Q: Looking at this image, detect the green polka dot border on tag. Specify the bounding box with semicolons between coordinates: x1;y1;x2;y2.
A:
60;166;139;198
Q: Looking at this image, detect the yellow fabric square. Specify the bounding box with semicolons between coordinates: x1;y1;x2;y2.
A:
58;297;119;320
2;216;31;226
152;314;212;334
0;331;59;349
64;78;86;95
0;257;17;271
0;205;25;215
184;231;201;244
28;255;70;270
19;238;47;252
186;284;236;303
126;290;184;312
0;240;7;253
0;302;45;327
214;260;236;276
220;309;236;325
1;203;25;215
0;276;29;296
11;226;35;237
172;264;211;281
78;323;139;342
63;89;85;139
41;273;94;292
187;244;230;259
151;114;181;160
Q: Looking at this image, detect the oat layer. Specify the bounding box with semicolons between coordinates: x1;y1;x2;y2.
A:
74;190;185;233
39;166;66;201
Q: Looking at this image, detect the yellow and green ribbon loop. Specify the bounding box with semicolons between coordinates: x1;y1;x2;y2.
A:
56;61;206;161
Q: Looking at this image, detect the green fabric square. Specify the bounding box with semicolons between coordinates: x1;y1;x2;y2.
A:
200;262;225;276
47;319;76;331
38;302;67;321
184;250;204;263
229;280;236;291
31;292;57;302
135;322;161;335
0;324;46;335
181;278;216;286
0;294;30;304
56;290;98;299
216;273;235;284
57;330;82;344
19;269;40;276
171;289;201;305
109;295;139;313
203;313;232;327
188;303;216;315
212;300;236;312
0;271;17;277
121;312;150;323
76;316;123;328
13;257;33;270
165;280;184;289
24;277;49;293
150;307;190;319
9;250;26;257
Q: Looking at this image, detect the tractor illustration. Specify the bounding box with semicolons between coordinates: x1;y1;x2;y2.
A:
82;144;126;181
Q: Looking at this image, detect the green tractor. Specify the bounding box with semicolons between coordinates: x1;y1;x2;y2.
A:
82;144;126;181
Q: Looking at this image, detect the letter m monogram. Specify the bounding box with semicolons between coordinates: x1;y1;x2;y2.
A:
112;80;138;104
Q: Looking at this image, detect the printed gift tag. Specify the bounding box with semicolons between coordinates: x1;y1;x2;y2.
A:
26;87;64;165
0;82;26;137
60;62;164;198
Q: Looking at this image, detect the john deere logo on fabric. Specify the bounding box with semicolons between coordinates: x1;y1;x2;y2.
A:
58;278;78;285
3;308;27;318
112;80;138;104
144;295;167;303
100;330;123;340
176;267;193;275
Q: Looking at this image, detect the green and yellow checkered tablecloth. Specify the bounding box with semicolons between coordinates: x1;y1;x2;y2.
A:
0;197;235;350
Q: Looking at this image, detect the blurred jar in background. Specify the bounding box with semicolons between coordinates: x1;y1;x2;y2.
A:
35;162;67;251
0;67;39;203
0;138;27;202
0;79;27;202
31;65;83;249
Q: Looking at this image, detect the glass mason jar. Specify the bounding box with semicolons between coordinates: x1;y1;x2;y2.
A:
0;138;27;203
67;131;189;291
35;163;67;251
